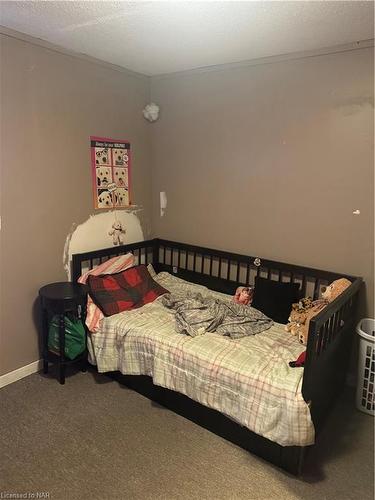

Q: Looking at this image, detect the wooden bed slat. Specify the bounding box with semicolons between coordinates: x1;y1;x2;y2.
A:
246;264;250;285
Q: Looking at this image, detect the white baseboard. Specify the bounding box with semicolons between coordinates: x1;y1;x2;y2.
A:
0;359;42;389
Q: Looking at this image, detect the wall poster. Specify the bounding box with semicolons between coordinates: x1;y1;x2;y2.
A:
90;136;131;209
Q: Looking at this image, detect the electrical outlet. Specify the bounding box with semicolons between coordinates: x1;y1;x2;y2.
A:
172;266;178;274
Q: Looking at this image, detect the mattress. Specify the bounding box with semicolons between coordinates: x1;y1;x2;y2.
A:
87;272;314;447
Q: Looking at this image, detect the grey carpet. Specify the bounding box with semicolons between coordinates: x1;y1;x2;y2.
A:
0;368;373;500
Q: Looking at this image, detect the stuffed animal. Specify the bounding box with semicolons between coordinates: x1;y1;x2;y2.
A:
322;278;352;302
289;350;306;368
108;220;126;246
285;297;313;335
295;301;327;345
286;305;309;336
233;286;254;306
286;278;352;345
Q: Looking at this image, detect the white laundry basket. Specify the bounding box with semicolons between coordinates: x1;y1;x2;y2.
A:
356;318;375;415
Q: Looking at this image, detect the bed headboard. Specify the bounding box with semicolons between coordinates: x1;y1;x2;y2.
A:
153;239;358;299
72;239;157;283
72;237;358;299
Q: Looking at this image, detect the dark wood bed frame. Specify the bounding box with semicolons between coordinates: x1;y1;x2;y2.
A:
72;238;362;475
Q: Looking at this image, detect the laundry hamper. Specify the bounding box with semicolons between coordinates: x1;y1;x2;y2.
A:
356;318;375;415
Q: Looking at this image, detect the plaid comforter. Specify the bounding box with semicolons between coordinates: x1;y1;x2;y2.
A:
88;272;314;447
162;292;273;338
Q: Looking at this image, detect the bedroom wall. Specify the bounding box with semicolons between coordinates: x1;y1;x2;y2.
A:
0;33;152;376
150;46;374;316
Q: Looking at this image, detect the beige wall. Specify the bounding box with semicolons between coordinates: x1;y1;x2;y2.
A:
151;48;374;315
1;34;373;378
0;34;152;375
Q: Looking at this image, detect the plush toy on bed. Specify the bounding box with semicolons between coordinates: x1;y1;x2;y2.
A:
285;298;313;336
108;220;126;246
288;278;352;368
233;286;254;306
286;278;352;346
289;350;306;368
321;278;352;303
291;301;327;345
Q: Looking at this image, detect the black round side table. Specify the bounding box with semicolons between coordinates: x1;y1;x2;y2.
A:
39;282;88;385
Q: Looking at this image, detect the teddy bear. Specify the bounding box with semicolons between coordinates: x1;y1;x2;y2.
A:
108;220;126;246
286;278;352;345
285;305;309;336
233;286;254;306
322;278;352;302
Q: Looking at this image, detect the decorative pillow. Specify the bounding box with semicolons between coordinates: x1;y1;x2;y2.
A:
78;253;135;332
88;265;169;316
252;276;301;324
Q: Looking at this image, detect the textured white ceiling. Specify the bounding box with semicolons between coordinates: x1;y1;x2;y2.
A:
0;1;373;76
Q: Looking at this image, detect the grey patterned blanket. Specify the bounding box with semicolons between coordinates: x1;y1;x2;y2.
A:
161;292;273;339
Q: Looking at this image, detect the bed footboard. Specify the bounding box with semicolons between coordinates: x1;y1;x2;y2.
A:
302;278;362;431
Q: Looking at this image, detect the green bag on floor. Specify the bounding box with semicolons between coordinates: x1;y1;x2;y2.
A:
48;314;86;360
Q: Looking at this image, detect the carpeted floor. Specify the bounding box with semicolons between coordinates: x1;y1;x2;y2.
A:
0;368;373;500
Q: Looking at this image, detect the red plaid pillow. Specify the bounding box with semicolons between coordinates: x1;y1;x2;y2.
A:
87;265;169;316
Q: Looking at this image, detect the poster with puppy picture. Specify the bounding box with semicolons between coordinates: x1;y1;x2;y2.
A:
90;136;131;209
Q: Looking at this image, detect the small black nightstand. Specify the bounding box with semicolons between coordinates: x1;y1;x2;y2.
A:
39;282;88;384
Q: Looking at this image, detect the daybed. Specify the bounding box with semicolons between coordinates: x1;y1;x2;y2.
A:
72;238;362;475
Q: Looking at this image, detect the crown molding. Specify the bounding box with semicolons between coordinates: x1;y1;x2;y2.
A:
151;39;375;80
1;25;373;81
0;25;150;81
